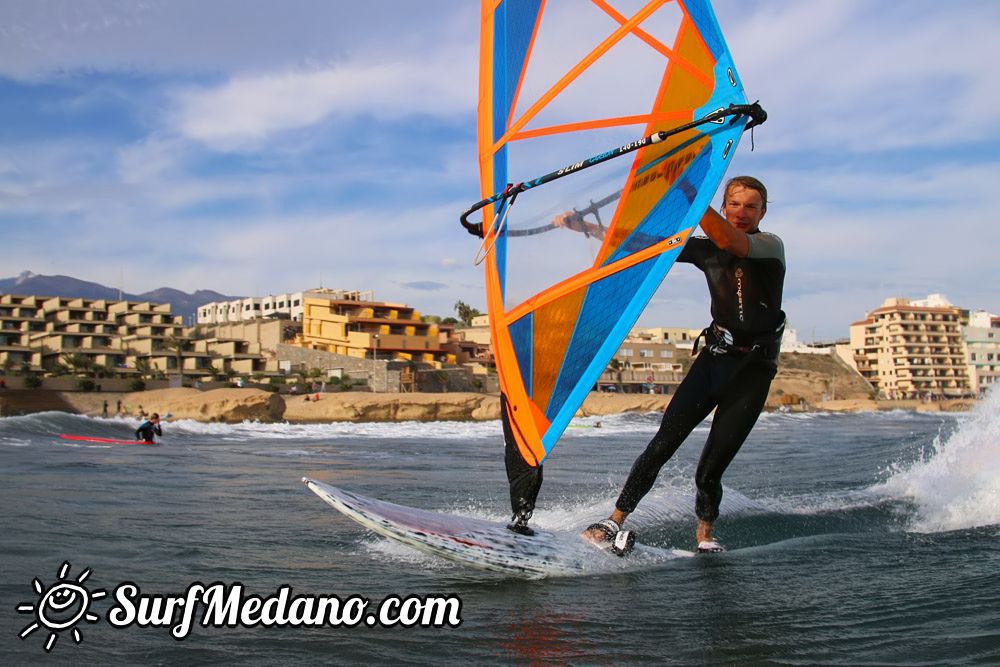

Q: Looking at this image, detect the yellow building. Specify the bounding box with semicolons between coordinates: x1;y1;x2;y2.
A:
299;289;454;366
849;296;972;399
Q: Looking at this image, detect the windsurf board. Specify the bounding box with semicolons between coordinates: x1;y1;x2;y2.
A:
59;434;153;446
303;477;691;577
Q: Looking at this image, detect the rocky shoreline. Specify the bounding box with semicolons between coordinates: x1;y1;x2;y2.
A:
0;387;975;423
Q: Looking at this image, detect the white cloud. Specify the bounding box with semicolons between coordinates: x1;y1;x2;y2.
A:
0;1;476;80
170;53;474;151
722;0;1000;152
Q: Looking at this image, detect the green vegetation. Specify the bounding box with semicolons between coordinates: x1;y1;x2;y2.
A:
453;300;483;327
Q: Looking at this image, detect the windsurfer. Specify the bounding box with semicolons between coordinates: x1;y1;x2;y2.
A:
135;413;162;444
583;176;785;553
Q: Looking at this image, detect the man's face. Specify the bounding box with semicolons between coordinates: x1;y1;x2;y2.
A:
721;185;765;233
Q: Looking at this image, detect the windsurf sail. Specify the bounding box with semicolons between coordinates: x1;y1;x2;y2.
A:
461;0;764;519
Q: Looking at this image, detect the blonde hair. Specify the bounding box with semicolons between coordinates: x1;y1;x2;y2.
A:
723;176;768;213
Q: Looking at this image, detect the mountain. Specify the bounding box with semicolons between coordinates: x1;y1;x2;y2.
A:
0;271;242;323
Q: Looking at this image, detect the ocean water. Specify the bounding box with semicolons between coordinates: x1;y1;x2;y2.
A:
1;390;998;666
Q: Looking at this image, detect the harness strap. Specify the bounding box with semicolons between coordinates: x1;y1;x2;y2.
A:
695;316;786;360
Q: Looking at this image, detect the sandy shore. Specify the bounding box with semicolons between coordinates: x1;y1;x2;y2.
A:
0;388;975;423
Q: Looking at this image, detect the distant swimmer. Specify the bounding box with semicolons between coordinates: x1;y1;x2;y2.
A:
583;176;785;554
135;413;162;444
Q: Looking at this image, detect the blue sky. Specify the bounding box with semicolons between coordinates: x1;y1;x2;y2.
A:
1;0;998;340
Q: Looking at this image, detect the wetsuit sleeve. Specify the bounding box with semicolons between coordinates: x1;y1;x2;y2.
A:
155;425;162;436
678;236;713;268
747;232;785;268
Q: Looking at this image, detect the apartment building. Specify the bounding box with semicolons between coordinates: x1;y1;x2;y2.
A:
964;310;1000;397
0;294;277;379
298;289;455;366
599;330;685;393
445;315;493;370
632;326;703;351
848;295;972;399
197;292;310;324
0;294;45;371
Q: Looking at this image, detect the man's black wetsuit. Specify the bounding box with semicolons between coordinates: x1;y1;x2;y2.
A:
135;420;162;444
615;230;786;522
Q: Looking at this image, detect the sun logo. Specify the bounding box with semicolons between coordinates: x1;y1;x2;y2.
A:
16;561;106;653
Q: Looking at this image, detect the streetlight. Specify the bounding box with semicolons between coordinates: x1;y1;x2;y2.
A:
373;333;380;393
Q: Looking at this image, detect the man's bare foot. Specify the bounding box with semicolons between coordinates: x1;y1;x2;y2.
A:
696;519;725;552
696;519;714;543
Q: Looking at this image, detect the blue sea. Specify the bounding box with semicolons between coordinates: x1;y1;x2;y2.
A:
1;390;998;666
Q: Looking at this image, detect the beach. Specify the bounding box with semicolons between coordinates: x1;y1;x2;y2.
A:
0;386;974;424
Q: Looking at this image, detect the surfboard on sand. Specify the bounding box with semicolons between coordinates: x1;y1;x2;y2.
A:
303;477;691;578
58;434;153;446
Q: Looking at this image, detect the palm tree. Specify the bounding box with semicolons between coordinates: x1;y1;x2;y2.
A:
454;300;483;327
164;335;187;382
608;358;624;393
134;357;152;380
61;351;94;377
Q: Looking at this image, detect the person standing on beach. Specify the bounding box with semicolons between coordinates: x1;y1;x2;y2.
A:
583;176;786;553
135;413;162;444
102;400;109;418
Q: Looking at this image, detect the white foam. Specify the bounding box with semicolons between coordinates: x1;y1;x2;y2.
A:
876;386;1000;533
149;411;667;441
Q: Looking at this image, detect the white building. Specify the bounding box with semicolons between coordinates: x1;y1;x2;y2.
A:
197;292;306;324
964;310;1000;397
781;326;833;354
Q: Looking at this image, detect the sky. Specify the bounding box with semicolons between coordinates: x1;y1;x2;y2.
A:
1;0;998;341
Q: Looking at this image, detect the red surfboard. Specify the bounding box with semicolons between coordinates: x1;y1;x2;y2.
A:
58;434;154;446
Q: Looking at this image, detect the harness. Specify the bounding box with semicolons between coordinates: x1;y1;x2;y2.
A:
692;315;786;361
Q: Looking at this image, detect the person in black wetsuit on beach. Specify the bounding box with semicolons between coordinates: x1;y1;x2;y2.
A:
135;413;162;444
583;176;786;554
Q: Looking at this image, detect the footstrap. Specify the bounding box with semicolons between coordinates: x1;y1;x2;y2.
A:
697;539;725;553
611;530;636;557
587;519;620;541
